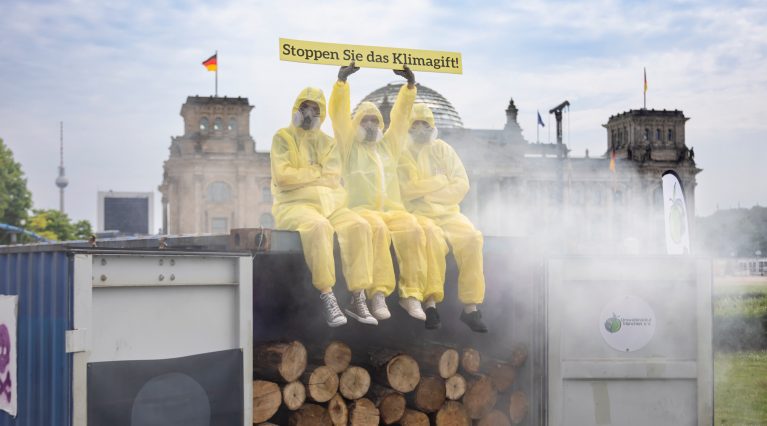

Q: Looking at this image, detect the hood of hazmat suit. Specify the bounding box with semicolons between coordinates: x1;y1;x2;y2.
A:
329;81;417;211
398;103;470;217
271;87;348;217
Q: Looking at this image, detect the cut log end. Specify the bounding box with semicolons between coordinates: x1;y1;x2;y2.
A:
478;409;512;426
461;348;481;375
349;398;380;426
289;403;331;426
435;400;471;426
339;366;371;400
328;393;348;426
282;381;306;411
463;375;498;420
510;345;528;368
305;365;339;403
509;391;529;425
375;391;405;425
324;341;352;374
411;376;446;413
280;341;308;382
439;348;460;379
445;374;467;400
485;360;516;392
399;409;430;426
386;354;421;393
252;380;282;424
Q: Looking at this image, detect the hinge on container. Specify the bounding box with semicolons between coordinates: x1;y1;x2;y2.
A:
65;329;89;353
228;228;271;252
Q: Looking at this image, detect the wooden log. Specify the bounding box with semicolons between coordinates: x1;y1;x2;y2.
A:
508;391;529;425
483;359;516;392
445;374;467;400
510;345;528;369
252;380;282;423
253;340;307;382
435;400;471;426
410;344;459;379
349;397;380;426
462;375;497;419
327;393;348;426
289;403;331;426
302;365;339;403
478;409;512;426
339;366;371;400
324;341;352;374
282;381;306;410
399;409;430;426
370;349;421;393
369;384;406;425
407;376;446;413
460;348;481;375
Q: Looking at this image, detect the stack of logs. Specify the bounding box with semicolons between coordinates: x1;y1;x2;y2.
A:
252;340;529;425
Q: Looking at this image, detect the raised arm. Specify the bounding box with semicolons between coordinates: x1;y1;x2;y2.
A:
270;131;321;191
328;62;359;160
385;66;417;156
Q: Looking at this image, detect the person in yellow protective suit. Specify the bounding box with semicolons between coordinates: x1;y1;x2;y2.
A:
329;63;428;322
271;87;378;328
397;103;488;332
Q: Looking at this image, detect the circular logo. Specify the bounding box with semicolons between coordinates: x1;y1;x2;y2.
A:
599;295;656;352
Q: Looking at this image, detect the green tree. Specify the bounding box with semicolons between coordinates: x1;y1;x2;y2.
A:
0;138;33;243
26;209;93;242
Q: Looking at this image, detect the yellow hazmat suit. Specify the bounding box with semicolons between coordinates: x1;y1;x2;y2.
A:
329;81;426;299
271;87;373;293
397;104;486;304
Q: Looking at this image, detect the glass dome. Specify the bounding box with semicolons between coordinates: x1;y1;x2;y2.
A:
356;82;463;129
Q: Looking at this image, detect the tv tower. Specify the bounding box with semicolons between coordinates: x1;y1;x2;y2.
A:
55;121;69;213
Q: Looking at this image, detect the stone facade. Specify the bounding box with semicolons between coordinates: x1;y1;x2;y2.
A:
159;96;273;235
160;88;700;253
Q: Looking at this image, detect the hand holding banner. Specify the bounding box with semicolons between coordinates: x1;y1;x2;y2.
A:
279;38;462;74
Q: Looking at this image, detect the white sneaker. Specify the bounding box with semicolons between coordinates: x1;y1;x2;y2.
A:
399;297;426;320
345;291;379;325
369;292;391;320
320;292;347;327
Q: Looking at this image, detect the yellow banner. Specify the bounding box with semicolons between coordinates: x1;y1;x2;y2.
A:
279;38;462;75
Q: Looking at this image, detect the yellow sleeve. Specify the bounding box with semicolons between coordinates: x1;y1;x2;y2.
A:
424;142;469;204
384;84;417;157
397;156;448;201
270;132;321;191
315;134;343;188
328;81;354;161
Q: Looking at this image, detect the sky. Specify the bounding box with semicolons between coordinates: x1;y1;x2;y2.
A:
1;0;766;230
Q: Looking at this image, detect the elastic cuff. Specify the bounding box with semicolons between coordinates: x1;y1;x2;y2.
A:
422;291;444;304
398;287;424;302
366;286;393;298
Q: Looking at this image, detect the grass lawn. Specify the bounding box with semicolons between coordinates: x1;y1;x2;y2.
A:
714;278;767;424
715;351;767;425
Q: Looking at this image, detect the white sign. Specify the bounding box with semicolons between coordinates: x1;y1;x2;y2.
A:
600;294;656;352
0;296;18;416
662;171;691;254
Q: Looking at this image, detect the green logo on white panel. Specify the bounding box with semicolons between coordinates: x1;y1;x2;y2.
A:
599;295;656;352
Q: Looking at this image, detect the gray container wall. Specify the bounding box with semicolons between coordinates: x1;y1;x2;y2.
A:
0;251;72;426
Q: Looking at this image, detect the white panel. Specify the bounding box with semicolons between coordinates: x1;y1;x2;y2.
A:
90;285;237;362
92;255;237;287
562;380;697;426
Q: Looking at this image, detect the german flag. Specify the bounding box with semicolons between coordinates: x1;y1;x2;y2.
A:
202;53;217;71
609;149;616;172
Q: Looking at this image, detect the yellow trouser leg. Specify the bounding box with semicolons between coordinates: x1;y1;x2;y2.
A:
382;211;427;301
328;207;374;293
417;215;449;303
274;204;336;292
438;213;486;304
356;209;395;297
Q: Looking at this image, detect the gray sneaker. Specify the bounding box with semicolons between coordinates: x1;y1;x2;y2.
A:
320;292;347;327
345;291;378;325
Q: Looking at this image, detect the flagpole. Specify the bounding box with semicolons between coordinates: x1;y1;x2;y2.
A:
215;50;218;97
643;67;646;110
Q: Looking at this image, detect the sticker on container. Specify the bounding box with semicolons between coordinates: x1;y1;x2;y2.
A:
599;294;656;352
0;295;18;416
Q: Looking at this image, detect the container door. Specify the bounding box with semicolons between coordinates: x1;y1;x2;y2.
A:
546;256;712;425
